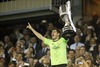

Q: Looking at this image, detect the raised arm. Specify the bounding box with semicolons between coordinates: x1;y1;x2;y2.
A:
26;23;45;41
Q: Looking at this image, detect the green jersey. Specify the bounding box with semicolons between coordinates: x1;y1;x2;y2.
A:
43;37;68;65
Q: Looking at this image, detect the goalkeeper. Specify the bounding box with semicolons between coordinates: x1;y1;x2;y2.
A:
26;1;76;67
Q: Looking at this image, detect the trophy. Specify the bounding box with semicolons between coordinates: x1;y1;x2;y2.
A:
59;0;76;37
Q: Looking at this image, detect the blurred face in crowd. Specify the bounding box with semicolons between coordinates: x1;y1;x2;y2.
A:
16;53;23;61
16;46;22;53
15;29;20;35
90;38;96;45
0;49;4;55
74;35;80;43
51;30;60;41
84;52;92;60
16;41;22;47
68;50;75;59
48;23;54;31
4;36;10;43
23;29;29;35
86;29;92;35
20;39;25;46
75;46;80;58
75;46;80;53
29;47;34;53
30;37;37;44
80;47;85;55
25;35;30;41
26;51;31;58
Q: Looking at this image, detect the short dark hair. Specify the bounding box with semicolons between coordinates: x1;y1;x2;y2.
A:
52;28;61;34
68;49;75;53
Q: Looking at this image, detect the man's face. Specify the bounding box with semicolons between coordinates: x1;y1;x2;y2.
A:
4;36;10;43
75;46;80;53
74;35;80;43
69;51;75;58
80;47;85;55
16;54;23;61
51;30;59;40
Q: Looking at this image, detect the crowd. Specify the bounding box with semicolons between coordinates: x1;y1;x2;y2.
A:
0;14;100;67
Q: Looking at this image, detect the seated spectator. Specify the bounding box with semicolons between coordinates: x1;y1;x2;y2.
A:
30;37;42;54
80;46;86;56
36;42;49;59
75;46;81;58
39;55;51;67
70;35;84;50
68;49;75;64
84;52;93;61
86;38;98;61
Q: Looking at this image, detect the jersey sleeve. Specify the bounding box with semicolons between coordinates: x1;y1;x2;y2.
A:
43;38;52;46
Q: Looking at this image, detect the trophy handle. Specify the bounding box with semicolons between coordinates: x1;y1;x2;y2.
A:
67;1;76;32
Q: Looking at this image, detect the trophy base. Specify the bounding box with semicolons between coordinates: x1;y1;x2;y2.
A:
62;30;76;39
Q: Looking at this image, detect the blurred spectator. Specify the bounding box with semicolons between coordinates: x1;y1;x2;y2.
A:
24;34;31;48
24;51;33;63
75;46;81;58
85;38;98;61
14;28;24;42
23;29;29;36
36;42;49;59
39;55;51;67
4;35;13;66
45;22;55;39
75;18;85;31
68;49;75;64
70;35;84;50
84;52;93;61
30;37;42;54
16;53;29;67
80;46;86;56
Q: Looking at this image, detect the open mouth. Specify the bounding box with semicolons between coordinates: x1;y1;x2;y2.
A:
52;34;54;38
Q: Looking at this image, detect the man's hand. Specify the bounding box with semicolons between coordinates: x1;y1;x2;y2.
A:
26;22;44;41
26;23;33;30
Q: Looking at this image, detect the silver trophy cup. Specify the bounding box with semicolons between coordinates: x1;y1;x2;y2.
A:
59;1;76;38
59;1;76;32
